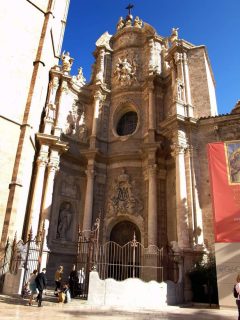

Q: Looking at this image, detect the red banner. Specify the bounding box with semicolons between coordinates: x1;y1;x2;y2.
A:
207;141;240;242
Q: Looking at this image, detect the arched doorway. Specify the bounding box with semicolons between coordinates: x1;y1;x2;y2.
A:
108;221;141;280
110;220;141;245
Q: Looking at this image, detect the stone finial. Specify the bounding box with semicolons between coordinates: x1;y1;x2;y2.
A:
61;51;74;73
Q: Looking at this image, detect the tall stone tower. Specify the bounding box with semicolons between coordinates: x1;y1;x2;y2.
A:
0;0;70;249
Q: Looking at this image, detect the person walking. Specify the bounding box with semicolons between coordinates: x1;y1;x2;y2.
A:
27;269;38;306
235;274;240;320
35;268;47;307
54;265;64;296
68;264;78;298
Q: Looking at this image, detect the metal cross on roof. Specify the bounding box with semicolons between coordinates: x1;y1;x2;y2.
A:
126;3;134;16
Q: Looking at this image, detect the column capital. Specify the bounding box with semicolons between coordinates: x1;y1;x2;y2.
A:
37;153;48;167
85;168;95;179
174;52;183;64
94;90;105;102
170;142;188;157
48;157;59;172
148;164;157;177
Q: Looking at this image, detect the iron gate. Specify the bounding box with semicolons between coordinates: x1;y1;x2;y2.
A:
97;234;164;282
0;228;44;294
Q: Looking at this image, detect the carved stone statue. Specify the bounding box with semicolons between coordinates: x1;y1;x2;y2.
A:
170;28;179;43
61;51;74;73
45;103;56;121
134;16;143;28
117;17;125;30
72;67;86;87
176;78;184;101
57;202;73;239
78;113;88;143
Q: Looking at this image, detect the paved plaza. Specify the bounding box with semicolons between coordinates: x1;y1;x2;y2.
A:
0;293;237;320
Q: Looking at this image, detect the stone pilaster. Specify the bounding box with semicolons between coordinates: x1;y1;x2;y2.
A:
171;142;190;249
148;164;158;246
90;91;105;148
54;80;68;137
82;167;95;231
182;52;193;117
29;146;49;236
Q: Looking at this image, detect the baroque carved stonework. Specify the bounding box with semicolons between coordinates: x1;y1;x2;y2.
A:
114;57;137;86
107;169;143;217
64;101;88;143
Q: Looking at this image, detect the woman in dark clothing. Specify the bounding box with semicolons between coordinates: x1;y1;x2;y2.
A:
35;268;47;307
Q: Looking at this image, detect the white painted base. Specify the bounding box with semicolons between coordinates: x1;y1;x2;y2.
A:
2;267;25;295
87;271;182;310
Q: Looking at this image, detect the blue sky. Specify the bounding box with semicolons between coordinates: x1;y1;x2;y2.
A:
62;0;240;115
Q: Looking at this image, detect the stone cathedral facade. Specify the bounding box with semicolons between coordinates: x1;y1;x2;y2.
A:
1;3;240;301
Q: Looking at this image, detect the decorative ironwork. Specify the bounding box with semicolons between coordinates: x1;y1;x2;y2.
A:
0;228;44;293
96;235;164;282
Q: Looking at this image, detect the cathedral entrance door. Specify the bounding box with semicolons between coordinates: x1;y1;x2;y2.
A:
110;220;140;244
108;221;141;280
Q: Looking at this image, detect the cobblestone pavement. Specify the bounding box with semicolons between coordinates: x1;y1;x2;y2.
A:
0;293;237;320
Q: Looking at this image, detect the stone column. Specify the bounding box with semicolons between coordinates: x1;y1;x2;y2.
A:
82;167;95;231
92;91;102;137
148;164;158;246
148;83;155;131
96;48;105;83
54;80;68;137
172;142;190;249
29;146;49;236
186;145;204;247
39;149;59;269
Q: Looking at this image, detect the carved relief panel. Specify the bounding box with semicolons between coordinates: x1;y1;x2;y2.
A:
107;169;143;217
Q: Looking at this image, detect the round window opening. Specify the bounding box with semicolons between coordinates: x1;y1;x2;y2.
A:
116;111;138;136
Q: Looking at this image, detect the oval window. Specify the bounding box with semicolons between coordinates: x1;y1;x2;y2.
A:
116;111;138;136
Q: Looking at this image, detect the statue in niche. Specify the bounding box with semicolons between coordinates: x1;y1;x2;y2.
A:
107;169;143;216
64;111;76;135
57;202;73;240
176;78;184;101
114;57;137;86
61;51;74;73
45;103;56;121
77;112;88;143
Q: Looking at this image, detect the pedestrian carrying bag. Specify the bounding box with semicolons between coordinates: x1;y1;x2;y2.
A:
233;285;238;298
